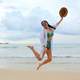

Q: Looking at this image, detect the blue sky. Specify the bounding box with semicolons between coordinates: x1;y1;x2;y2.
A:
0;0;80;44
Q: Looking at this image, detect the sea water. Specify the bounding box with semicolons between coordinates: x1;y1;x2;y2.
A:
0;43;80;70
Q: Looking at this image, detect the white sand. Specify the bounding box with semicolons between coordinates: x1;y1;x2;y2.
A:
0;69;80;80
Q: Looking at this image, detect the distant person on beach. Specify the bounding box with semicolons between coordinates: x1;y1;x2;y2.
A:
27;7;68;70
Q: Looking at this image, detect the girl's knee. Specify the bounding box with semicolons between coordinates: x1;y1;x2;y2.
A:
38;58;42;61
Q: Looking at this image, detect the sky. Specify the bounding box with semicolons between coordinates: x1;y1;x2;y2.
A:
0;0;80;44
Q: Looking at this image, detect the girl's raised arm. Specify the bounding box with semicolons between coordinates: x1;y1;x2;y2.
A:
52;17;63;29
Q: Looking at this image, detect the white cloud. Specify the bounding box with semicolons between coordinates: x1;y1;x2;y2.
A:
0;0;80;43
53;33;80;44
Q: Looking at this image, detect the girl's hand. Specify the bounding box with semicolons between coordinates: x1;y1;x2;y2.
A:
61;17;63;21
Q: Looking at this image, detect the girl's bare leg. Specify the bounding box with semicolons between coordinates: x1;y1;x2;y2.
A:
37;48;52;70
27;46;46;61
41;48;46;60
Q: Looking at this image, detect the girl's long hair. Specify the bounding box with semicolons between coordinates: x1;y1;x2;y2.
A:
48;24;56;30
41;20;56;30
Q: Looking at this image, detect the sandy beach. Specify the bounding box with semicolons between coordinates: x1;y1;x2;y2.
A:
0;44;80;80
0;69;80;80
0;56;80;80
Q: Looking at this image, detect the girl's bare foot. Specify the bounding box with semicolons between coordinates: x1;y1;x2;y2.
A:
27;45;34;49
37;63;42;70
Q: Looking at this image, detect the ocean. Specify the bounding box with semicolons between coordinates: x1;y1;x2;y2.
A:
0;43;80;61
0;43;80;70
